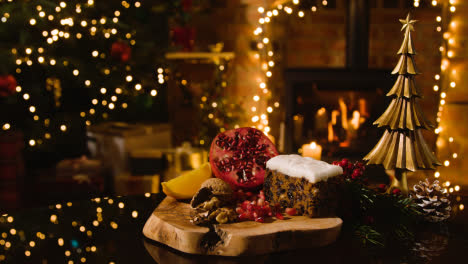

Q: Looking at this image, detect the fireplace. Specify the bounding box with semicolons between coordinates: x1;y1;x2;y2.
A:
283;0;395;159
284;68;395;158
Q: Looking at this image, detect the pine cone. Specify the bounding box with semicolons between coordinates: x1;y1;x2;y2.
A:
410;179;451;222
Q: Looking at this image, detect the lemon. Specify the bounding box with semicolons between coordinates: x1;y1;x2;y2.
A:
162;163;212;199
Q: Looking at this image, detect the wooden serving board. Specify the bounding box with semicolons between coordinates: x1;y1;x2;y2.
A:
143;197;342;256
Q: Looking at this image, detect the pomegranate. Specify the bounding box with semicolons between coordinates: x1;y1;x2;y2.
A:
209;127;278;190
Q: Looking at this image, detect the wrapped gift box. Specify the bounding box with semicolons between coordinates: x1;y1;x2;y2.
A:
129;149;167;176
56;156;104;178
114;173;160;196
87;122;172;176
55;156;108;194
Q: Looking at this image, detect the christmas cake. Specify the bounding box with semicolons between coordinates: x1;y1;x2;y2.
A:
263;155;343;217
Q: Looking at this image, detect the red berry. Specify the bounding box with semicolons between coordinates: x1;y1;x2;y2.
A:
378;184;386;191
392;188;401;195
235;207;244;214
285;208;297;216
351;170;361;180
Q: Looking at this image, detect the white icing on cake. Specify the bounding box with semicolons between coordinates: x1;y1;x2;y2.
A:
266;154;343;183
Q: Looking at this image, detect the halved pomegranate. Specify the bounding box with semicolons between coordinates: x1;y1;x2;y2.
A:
209;127;278;190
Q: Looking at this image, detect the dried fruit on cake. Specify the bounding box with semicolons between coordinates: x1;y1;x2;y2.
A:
209;127;278;190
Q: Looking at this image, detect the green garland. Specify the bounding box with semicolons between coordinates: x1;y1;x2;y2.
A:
342;180;422;247
335;160;424;249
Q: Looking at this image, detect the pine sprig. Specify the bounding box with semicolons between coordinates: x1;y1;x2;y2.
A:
354;225;384;247
335;159;422;248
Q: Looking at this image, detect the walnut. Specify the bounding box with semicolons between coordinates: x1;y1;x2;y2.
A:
216;212;228;224
191;178;233;208
202;196;221;211
190;179;236;225
191;206;237;225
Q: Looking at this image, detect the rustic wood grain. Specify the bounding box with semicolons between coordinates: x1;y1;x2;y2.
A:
143;197;342;256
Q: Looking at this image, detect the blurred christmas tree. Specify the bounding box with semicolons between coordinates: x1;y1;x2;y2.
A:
195;61;244;147
0;0;181;163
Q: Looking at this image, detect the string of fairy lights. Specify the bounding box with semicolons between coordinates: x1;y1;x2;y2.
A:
413;0;462;199
250;0;331;135
1;0;165;148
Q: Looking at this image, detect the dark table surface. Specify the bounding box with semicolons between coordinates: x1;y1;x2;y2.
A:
1;193;467;264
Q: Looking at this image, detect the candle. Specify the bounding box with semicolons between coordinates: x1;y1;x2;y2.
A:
302;142;322;160
350;110;360;130
338;98;348;130
315;107;328;130
293;114;304;144
278;122;285;152
315;107;328;139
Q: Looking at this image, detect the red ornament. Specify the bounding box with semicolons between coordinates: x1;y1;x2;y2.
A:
111;41;131;63
392;188;401;195
0;75;17;98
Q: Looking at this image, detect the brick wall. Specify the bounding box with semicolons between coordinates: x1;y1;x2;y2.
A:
187;0;442;146
282;4;441;117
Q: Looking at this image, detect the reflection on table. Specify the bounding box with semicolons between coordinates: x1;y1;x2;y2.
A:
0;193;467;264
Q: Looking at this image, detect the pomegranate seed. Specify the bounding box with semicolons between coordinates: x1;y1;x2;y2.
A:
275;212;284;220
259;191;265;200
285;208;297;216
257;198;264;206
238;212;249;221
255;217;265;223
236;207;244;214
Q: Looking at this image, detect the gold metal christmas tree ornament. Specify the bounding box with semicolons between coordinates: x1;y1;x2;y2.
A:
363;13;441;195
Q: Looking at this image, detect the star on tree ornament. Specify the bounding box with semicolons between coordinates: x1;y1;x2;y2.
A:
400;13;417;31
